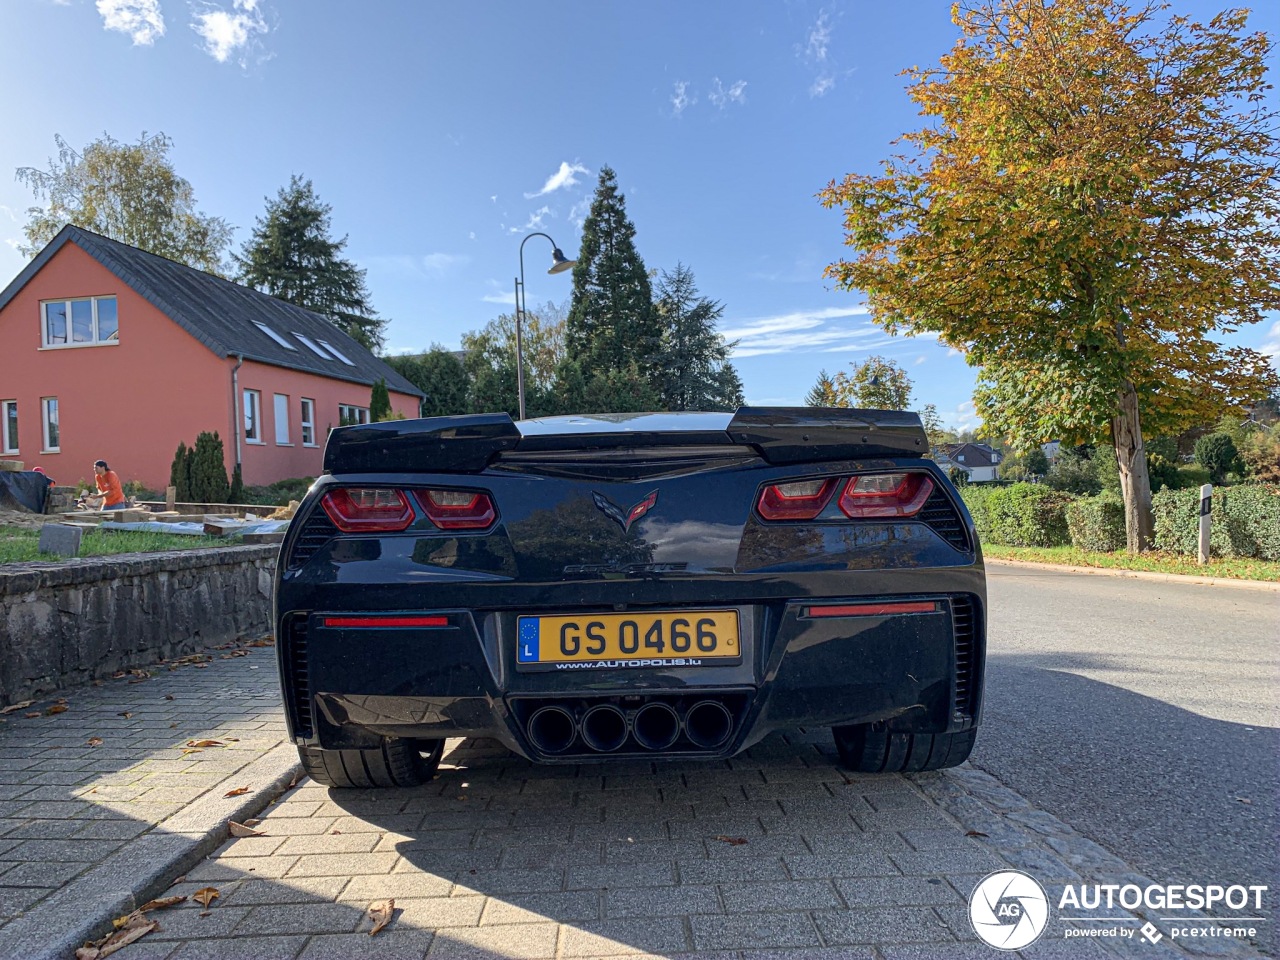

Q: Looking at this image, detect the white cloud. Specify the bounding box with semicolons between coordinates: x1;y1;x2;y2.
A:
419;253;469;277
805;10;831;63
708;78;747;109
722;307;884;358
915;355;928;365
191;0;268;64
525;162;590;199
507;205;551;235
1262;320;1280;371
809;75;835;98
468;231;476;241
568;196;591;229
96;0;165;45
367;253;470;279
671;81;694;118
0;205;21;224
482;292;516;306
490;195;498;203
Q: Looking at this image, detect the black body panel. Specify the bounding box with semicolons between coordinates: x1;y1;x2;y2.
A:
276;409;986;763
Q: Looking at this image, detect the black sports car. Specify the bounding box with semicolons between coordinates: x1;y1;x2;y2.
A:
274;407;985;788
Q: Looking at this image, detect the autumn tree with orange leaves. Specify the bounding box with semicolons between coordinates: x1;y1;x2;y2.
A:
820;0;1279;552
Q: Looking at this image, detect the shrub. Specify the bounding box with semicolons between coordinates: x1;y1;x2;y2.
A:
229;465;244;504
1066;494;1126;552
1194;432;1241;484
959;485;994;542
370;378;392;422
1045;446;1102;495
948;466;969;487
188;431;229;504
169;441;191;501
989;483;1075;546
1152;484;1280;560
240;476;316;507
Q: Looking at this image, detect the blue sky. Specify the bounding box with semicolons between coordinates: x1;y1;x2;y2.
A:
2;0;1276;430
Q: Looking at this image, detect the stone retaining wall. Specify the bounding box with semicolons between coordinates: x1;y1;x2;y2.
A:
0;546;278;705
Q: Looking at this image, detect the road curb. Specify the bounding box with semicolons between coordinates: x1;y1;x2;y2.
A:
3;742;301;960
985;557;1280;591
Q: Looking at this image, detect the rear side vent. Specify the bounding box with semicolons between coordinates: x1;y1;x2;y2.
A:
919;488;970;551
282;617;314;739
287;510;338;570
950;596;979;717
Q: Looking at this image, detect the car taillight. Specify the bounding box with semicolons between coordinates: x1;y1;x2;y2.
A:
756;478;838;521
838;473;934;518
416;489;497;530
320;488;413;532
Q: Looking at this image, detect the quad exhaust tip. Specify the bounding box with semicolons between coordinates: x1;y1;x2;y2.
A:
527;705;577;754
684;699;734;749
579;704;629;752
632;702;681;751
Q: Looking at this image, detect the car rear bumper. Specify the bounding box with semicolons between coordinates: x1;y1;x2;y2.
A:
277;570;985;762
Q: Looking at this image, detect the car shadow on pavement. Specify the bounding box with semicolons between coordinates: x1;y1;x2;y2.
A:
980;656;1278;956
148;729;1010;959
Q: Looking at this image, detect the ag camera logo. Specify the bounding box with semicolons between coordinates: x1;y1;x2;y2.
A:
969;870;1050;950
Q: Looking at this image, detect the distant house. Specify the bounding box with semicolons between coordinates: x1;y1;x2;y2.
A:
1041;440;1061;464
0;226;423;490
936;442;1004;483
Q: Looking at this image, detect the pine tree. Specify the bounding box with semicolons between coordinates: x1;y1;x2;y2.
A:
228;465;245;505
189;431;229;504
236;176;386;351
565;167;663;393
370;378;392;422
805;372;839;406
652;263;744;411
169;441;191;502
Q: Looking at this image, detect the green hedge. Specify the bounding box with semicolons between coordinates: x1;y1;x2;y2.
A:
1153;484;1280;560
1065;494;1126;552
961;483;1074;547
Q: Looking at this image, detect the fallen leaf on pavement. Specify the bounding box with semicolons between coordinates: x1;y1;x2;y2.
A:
225;738;240;742
45;704;67;715
164;694;175;700
87;737;103;747
331;829;341;835
194;663;209;669
712;836;749;846
247;637;275;647
224;786;250;797
79;918;158;958
229;821;264;837
0;700;34;715
139;895;186;911
243;819;261;827
186;739;223;748
193;887;219;908
110;910;145;930
24;712;39;719
1236;797;1253;804
368;899;394;936
180;748;202;756
118;711;133;719
965;830;990;838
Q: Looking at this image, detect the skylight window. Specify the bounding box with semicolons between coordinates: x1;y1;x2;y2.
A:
318;340;356;366
254;322;296;351
293;333;331;359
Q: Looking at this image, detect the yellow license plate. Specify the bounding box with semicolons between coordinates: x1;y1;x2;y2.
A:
516;610;740;667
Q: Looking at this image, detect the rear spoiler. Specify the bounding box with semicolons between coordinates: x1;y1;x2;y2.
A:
323;407;928;474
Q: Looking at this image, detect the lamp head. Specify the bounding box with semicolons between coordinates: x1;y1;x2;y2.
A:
548;247;576;275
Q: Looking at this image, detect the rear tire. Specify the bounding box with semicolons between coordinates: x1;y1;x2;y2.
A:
832;724;976;773
298;738;444;789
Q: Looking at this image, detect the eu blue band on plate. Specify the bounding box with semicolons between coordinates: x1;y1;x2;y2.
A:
517;618;540;662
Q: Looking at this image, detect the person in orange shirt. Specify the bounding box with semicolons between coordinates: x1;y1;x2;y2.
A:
92;460;126;511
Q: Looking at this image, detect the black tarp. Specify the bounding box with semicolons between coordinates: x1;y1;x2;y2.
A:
0;472;50;513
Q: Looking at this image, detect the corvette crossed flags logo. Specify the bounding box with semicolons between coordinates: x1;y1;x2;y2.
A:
592;490;659;533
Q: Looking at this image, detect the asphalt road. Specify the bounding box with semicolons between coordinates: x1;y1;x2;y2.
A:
975;564;1279;918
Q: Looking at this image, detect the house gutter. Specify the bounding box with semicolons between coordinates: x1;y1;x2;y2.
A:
230;354;244;473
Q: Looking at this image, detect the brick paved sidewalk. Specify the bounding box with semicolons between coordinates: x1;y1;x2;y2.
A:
95;732;1263;960
0;641;297;959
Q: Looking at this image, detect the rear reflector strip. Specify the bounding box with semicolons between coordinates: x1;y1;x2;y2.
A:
805;601;938;618
322;616;450;628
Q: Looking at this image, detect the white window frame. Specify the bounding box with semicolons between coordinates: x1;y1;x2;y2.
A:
253;322;297;351
244;389;262;444
41;397;60;453
300;398;316;447
1;400;17;455
273;393;291;445
317;340;356;366
40;296;119;349
339;404;369;425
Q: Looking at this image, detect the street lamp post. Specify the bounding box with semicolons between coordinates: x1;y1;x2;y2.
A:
515;232;575;420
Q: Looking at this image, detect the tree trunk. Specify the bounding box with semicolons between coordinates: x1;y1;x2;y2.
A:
1111;382;1155;553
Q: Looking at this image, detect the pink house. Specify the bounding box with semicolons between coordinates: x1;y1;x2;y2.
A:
0;226;423;491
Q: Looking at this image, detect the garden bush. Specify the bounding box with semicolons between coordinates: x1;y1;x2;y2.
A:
1065;494;1126;552
1152;484;1280;560
962;483;1074;547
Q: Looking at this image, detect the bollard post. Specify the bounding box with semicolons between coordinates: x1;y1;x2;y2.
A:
1198;483;1212;564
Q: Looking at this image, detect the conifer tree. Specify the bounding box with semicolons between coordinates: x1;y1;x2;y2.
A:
369;379;392;422
652;263;744;411
237;176;386;351
565;167;663;393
